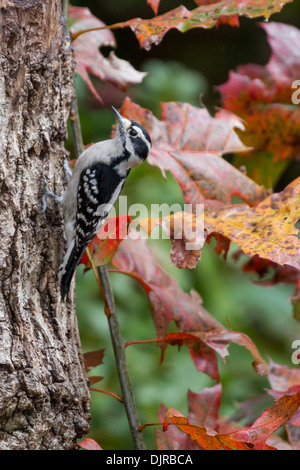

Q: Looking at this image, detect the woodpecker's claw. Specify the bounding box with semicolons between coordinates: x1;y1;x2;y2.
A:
40;177;63;214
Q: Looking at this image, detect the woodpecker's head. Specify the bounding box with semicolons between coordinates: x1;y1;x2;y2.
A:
112;106;151;168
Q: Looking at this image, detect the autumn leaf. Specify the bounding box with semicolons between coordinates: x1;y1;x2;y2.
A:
137;210;209;269
161;394;300;450
131;330;268;376
268;361;300;393
227;393;300;450
193;0;240;27
156;404;191;450
83;349;105;387
267;361;300;449
138;177;300;272
187;384;222;431
219;22;300;184
203;178;300;272
156;387;267;450
112;236;221;380
115;1;292;51
162;408;257;450
81;215;131;268
121;98;267;208
112;237;267;379
75;438;102;450
83;349;105;373
162;408;223;450
156;385;223;451
147;0;160;15
69;6;146;102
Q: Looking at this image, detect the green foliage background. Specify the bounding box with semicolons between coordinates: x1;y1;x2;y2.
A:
67;0;300;449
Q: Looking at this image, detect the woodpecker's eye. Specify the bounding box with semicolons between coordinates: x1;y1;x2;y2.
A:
129;128;138;138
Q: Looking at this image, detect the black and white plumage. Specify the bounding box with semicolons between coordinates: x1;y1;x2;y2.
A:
59;107;151;299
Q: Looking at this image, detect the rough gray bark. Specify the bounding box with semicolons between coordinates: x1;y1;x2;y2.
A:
0;0;91;449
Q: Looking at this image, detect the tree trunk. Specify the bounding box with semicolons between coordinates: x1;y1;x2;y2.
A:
0;0;90;449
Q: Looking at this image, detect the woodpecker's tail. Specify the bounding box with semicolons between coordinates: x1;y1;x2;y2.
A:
59;242;87;300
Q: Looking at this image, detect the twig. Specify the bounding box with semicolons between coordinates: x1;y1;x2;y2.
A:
63;0;146;449
97;265;146;449
61;0;69;25
69;102;84;160
85;249;110;313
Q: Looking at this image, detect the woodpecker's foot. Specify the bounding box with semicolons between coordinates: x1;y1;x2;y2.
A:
40;177;63;213
64;159;72;182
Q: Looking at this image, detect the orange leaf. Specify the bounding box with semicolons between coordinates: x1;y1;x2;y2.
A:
163;408;253;450
204;178;300;272
116;1;292;51
227;393;300;449
81;215;131;268
163;408;222;450
162;395;300;451
138;178;300;272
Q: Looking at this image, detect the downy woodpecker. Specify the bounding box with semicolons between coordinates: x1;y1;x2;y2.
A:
59;107;151;299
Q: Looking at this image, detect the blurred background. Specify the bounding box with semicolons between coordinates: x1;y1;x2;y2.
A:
67;0;300;450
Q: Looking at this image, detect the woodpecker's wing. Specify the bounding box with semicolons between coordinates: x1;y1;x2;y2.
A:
60;163;126;299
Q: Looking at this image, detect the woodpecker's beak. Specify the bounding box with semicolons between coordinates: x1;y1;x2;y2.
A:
112;106;129;144
112;106;124;127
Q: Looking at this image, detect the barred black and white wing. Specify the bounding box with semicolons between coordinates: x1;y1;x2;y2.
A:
59;163;126;299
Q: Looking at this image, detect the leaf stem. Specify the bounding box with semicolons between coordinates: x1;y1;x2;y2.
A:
90;388;123;402
125;339;160;348
71;22;126;41
108;268;152;293
65;1;146;449
139;422;162;432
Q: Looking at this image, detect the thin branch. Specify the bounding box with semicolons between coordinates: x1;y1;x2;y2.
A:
97;265;147;449
69;101;84;159
85;249;110;314
61;0;69;25
63;1;146;450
